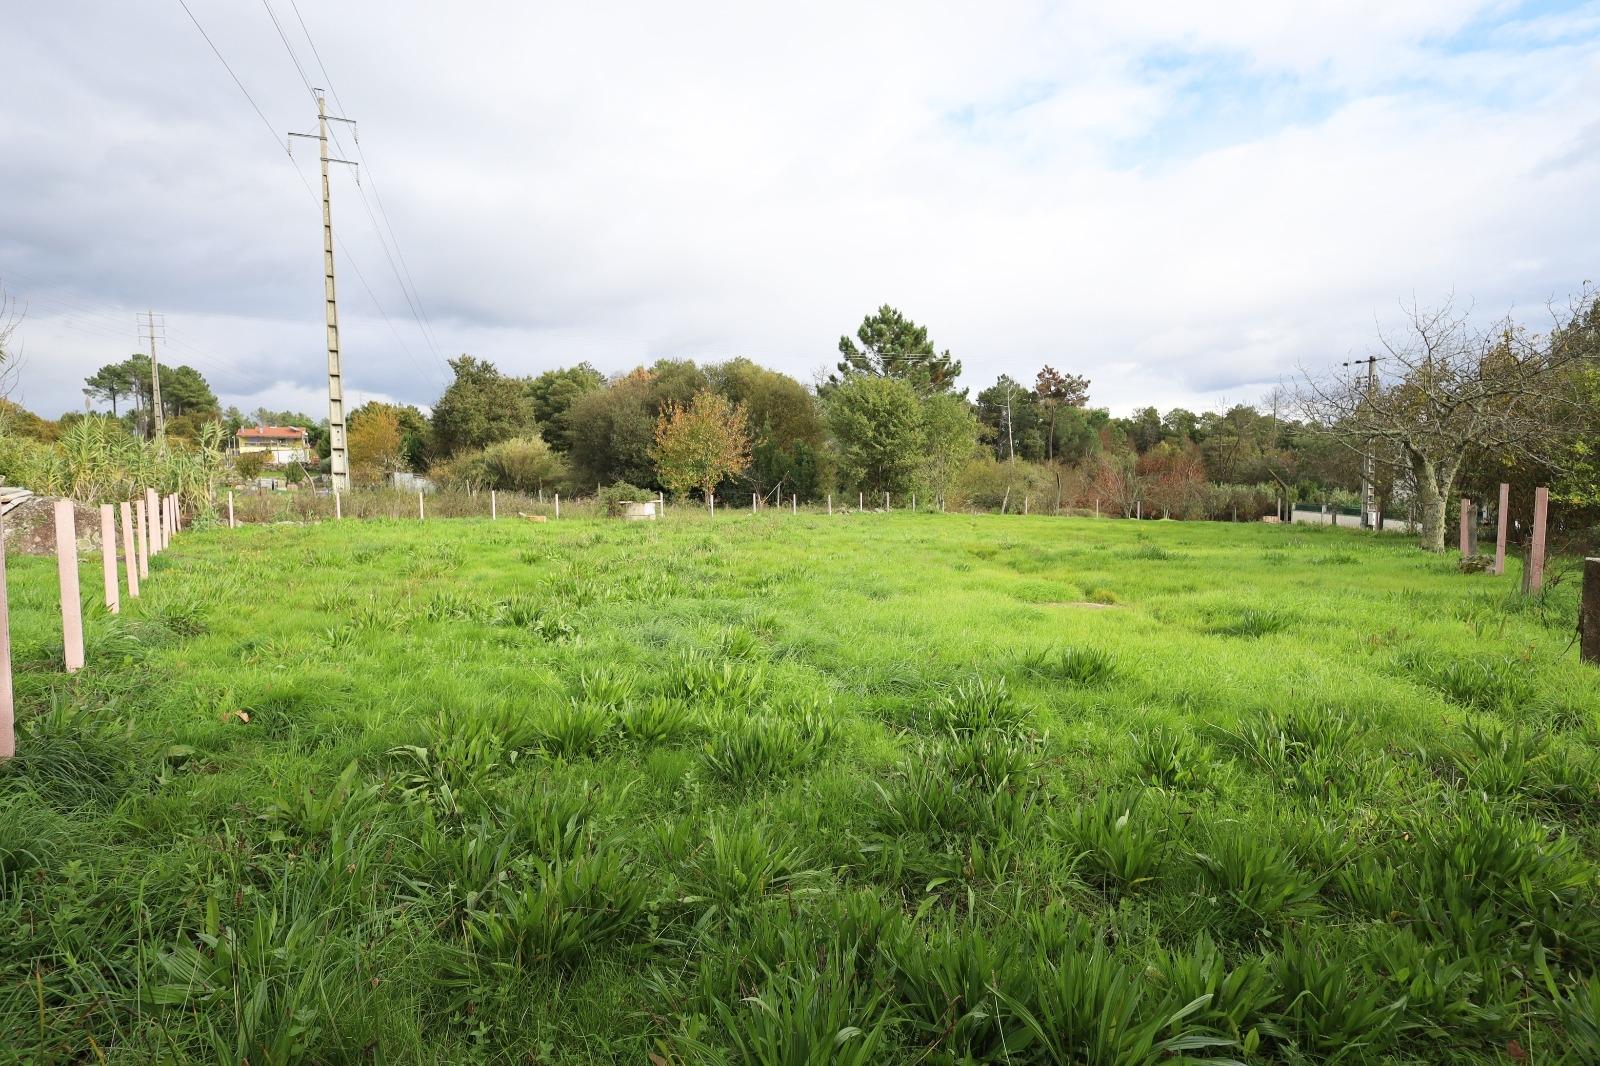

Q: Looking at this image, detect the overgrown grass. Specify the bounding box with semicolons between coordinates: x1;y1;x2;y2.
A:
1;510;1596;1062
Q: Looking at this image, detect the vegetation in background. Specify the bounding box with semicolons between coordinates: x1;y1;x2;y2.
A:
12;286;1595;550
0;416;229;509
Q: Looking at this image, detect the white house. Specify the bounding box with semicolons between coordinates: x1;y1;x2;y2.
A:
236;425;311;464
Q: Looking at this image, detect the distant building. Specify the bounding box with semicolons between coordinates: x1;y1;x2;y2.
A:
236;425;311;464
389;471;437;493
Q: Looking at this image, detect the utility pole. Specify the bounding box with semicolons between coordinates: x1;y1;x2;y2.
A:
140;310;165;443
1004;381;1016;461
1342;356;1378;529
290;91;358;492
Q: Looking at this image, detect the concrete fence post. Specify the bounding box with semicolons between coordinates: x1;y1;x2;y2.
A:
792;494;796;514
827;494;832;514
55;500;84;674
1494;483;1509;575
1459;498;1471;558
100;505;119;614
490;490;496;520
753;492;757;513
135;499;150;577
227;490;235;529
335;490;343;520
0;511;12;759
554;493;560;519
1024;495;1029;516
1136;501;1142;520
119;502;139;599
1525;486;1549;593
145;489;159;555
418;490;425;521
859;492;863;512
1581;558;1600;665
173;494;182;534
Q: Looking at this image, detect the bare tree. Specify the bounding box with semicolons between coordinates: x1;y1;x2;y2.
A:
1300;296;1590;551
0;281;23;405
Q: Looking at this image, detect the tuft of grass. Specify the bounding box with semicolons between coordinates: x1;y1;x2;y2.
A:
1132;723;1208;789
467;850;652;969
702;711;833;787
1212;608;1293;638
1020;645;1121;687
1062;790;1167;891
1192;824;1322;929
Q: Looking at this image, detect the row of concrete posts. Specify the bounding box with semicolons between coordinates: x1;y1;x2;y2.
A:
0;490;184;759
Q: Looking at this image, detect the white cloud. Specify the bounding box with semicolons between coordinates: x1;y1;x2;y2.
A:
3;0;1597;417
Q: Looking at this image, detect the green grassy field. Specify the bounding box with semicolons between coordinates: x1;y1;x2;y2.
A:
3;511;1598;1063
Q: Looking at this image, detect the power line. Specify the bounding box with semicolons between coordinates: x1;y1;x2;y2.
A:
288;0;446;363
258;0;318;98
263;0;449;374
176;0;285;153
175;0;448;393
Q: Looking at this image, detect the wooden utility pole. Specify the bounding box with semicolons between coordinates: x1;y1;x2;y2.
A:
290;92;358;492
1581;558;1600;665
140;311;165;442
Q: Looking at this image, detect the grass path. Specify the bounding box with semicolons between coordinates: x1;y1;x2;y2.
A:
2;513;1598;1062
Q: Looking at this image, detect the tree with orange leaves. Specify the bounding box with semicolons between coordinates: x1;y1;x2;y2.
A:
651;389;752;503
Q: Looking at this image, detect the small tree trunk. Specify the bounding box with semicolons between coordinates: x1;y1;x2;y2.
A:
1408;451;1457;552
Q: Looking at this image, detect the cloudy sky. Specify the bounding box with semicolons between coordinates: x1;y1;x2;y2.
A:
4;1;1598;420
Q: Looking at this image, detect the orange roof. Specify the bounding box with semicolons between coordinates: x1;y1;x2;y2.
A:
239;426;307;440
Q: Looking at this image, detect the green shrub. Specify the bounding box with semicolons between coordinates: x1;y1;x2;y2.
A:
597;481;655;517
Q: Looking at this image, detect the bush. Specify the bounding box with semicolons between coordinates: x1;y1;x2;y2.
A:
597;481;654;516
948;455;1054;512
479;435;565;493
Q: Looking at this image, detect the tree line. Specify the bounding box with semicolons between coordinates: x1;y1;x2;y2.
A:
0;294;1594;551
